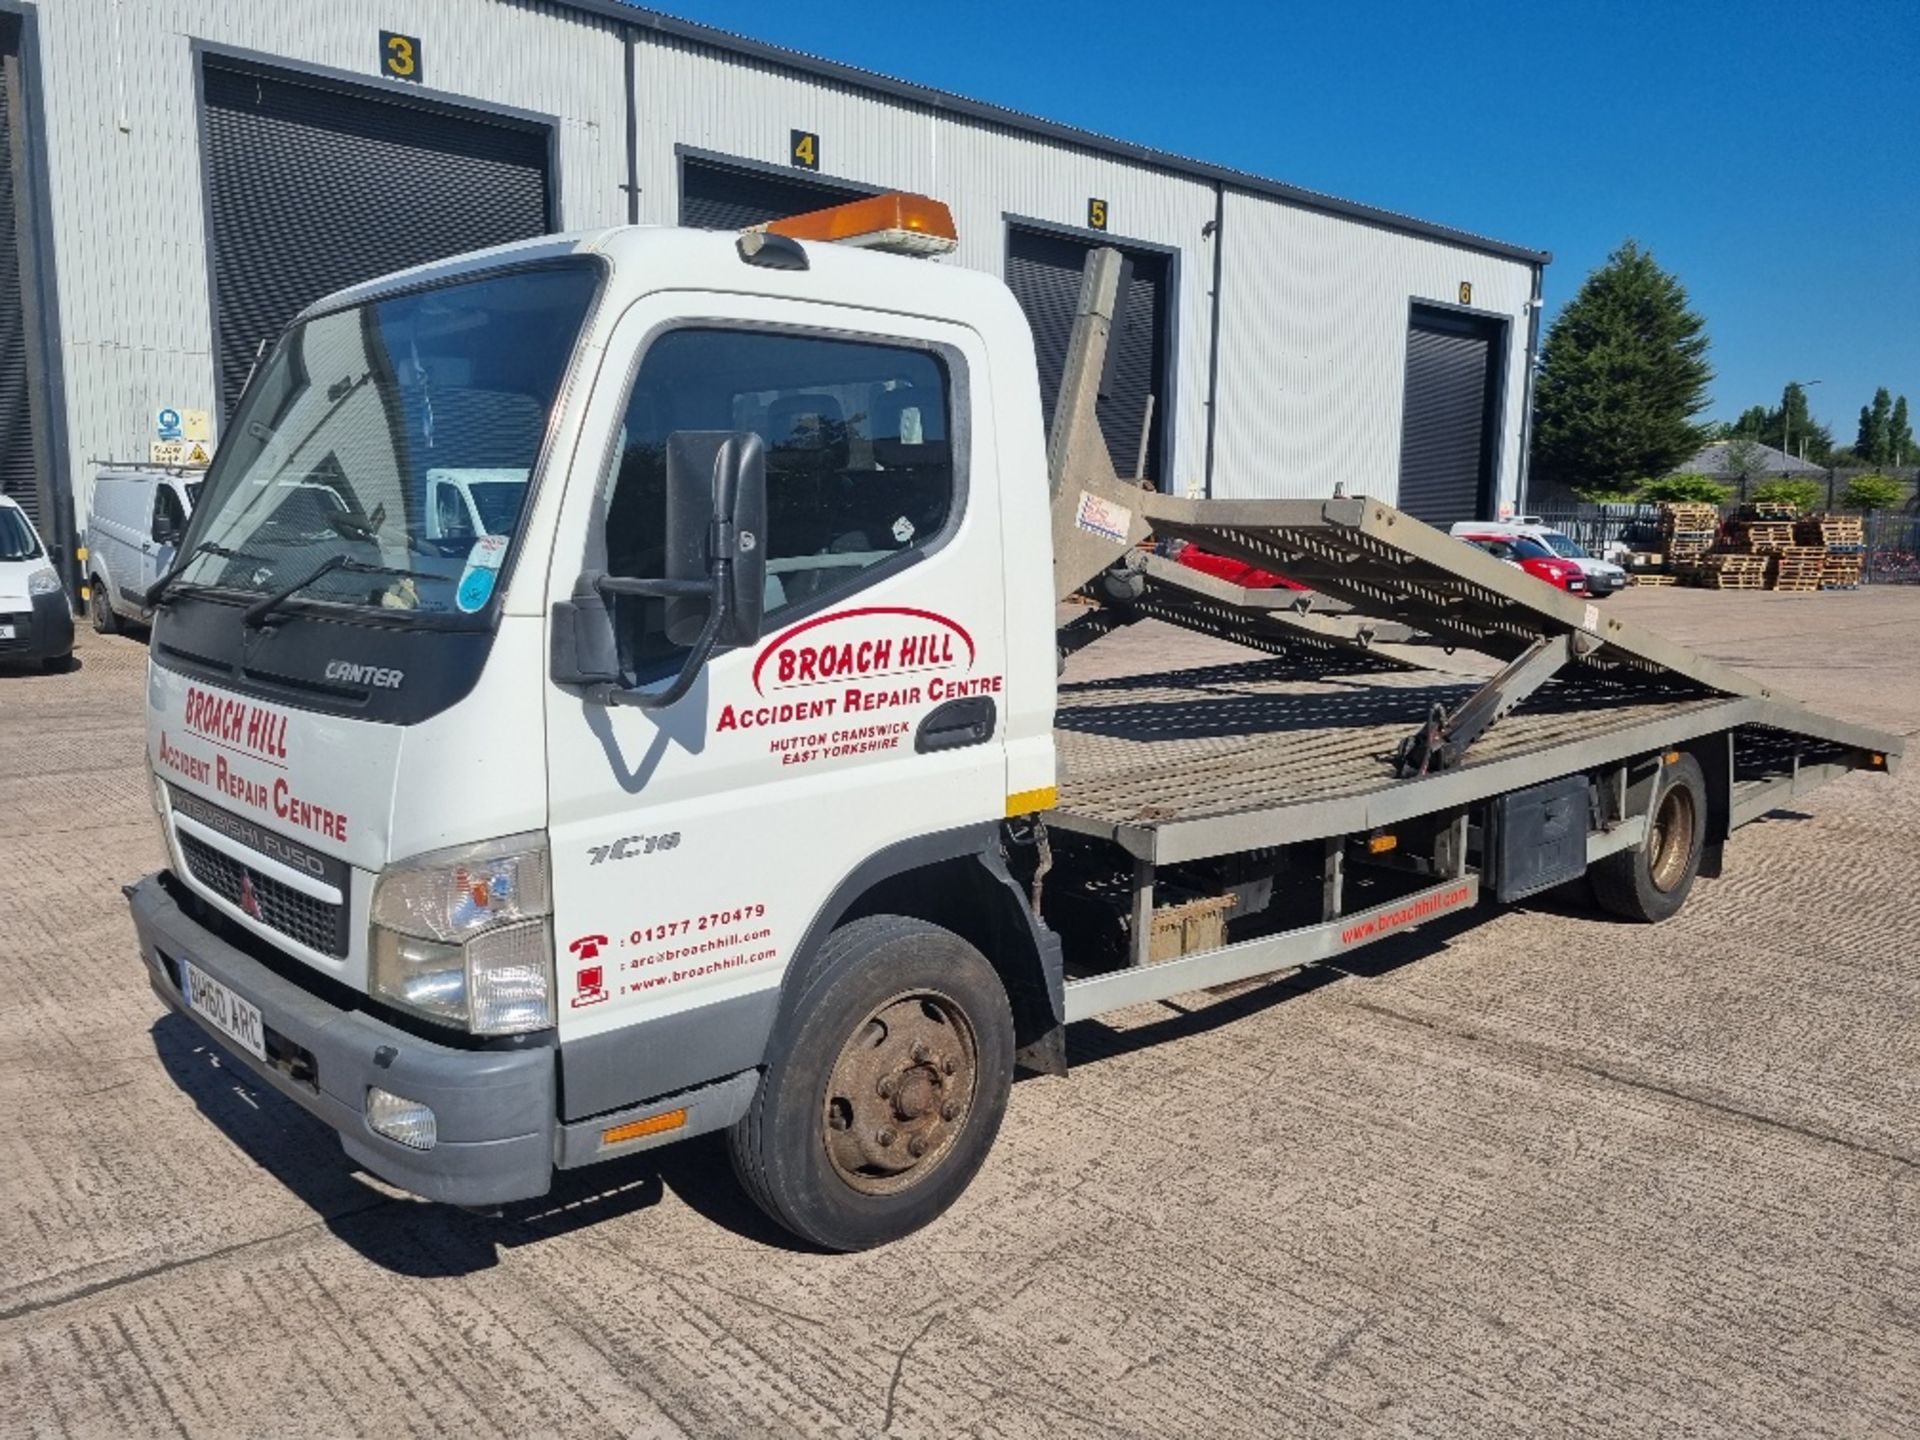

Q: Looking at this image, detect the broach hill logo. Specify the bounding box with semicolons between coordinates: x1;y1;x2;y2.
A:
716;607;1003;764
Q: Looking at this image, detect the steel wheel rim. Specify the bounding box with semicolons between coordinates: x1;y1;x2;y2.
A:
1647;781;1697;893
822;989;979;1197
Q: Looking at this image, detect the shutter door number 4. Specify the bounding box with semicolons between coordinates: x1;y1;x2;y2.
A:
380;31;421;82
791;130;819;170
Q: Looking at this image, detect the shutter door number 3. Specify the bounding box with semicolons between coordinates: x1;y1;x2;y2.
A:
381;31;421;82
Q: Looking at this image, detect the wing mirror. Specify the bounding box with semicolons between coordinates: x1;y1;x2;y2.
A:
551;430;769;709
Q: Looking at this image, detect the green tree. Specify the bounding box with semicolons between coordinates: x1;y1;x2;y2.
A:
1638;474;1730;505
1857;387;1893;465
1722;434;1772;482
1751;478;1822;512
1842;474;1903;510
1770;383;1834;463
1892;396;1913;467
1531;240;1714;497
1731;404;1770;437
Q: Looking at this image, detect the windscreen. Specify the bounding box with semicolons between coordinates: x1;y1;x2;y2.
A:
1510;537;1554;560
1540;531;1589;559
174;261;599;621
0;507;42;561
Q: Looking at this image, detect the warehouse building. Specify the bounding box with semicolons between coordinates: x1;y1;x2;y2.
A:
0;0;1548;582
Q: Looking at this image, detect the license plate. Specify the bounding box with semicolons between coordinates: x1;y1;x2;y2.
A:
182;961;267;1062
0;624;14;640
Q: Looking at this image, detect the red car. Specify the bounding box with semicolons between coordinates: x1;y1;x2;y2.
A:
1458;533;1588;593
1171;541;1308;591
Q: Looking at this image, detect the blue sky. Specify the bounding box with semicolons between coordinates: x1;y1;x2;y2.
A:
653;0;1918;437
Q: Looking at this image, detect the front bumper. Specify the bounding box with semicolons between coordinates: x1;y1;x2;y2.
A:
1587;571;1629;593
0;590;74;662
129;871;557;1205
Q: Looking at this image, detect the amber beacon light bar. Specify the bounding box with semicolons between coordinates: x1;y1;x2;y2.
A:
747;192;961;257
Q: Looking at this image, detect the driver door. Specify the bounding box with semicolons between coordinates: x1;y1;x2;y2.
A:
144;484;186;597
542;291;1009;1069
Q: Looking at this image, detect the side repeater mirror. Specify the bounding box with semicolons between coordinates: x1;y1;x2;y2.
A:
551;430;768;710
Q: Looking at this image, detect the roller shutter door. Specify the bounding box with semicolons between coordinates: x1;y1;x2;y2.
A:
1006;227;1167;487
1397;306;1504;525
0;27;39;527
678;158;868;231
202;61;552;419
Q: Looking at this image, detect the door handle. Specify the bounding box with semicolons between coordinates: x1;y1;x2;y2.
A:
915;696;996;754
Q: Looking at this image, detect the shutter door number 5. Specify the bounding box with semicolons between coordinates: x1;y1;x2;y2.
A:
381;31;421;82
1088;198;1108;231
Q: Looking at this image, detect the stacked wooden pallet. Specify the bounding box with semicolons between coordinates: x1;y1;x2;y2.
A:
1821;555;1864;590
1631;573;1678;587
1690;553;1770;590
1793;514;1866;589
1726;518;1797;553
1660;503;1720;565
1795;514;1866;550
1768;546;1827;593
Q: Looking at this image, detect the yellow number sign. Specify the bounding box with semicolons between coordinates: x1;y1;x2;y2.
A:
1088;198;1108;231
381;31;421;82
791;130;819;171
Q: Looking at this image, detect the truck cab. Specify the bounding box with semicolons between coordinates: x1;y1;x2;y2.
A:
131;208;1060;1248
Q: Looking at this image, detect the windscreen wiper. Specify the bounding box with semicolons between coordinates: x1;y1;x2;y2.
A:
241;554;419;629
143;542;252;609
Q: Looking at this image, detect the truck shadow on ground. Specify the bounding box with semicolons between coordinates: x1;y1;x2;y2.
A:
150;1014;814;1276
147;886;1634;1275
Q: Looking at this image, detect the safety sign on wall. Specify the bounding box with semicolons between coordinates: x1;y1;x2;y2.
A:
153;406;215;467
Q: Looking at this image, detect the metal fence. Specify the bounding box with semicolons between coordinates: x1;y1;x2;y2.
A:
1864;510;1920;584
1523;505;1666;557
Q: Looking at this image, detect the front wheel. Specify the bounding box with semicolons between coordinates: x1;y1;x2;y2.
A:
1592;753;1707;922
729;915;1014;1251
88;579;118;635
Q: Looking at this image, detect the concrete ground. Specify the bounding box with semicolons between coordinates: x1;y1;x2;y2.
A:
3;586;1918;1439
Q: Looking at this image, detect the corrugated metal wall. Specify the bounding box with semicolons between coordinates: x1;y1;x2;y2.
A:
32;0;624;527
28;0;1537;535
1211;190;1534;505
631;33;1223;490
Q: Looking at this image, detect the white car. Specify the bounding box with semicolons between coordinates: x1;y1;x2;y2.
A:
0;493;75;671
1449;518;1629;596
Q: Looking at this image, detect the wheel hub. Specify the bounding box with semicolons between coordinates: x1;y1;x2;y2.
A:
1648;777;1698;893
823;992;977;1195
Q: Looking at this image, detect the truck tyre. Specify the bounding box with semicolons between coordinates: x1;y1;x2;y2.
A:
1592;753;1706;922
89;579;118;635
729;914;1015;1251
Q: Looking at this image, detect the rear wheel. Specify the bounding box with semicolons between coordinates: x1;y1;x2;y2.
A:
729;915;1014;1251
88;579;117;635
1593;753;1706;922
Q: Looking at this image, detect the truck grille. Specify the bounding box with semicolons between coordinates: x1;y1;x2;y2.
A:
176;831;348;957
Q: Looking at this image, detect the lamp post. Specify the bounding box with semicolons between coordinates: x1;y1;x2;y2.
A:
1783;378;1823;466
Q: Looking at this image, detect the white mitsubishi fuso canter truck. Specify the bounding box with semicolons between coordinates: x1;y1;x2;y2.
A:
129;194;1900;1250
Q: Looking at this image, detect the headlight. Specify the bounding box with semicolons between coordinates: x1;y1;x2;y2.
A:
369;834;555;1035
27;566;62;597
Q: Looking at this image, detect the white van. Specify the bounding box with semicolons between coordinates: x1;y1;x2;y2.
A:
0;493;74;671
85;467;202;632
